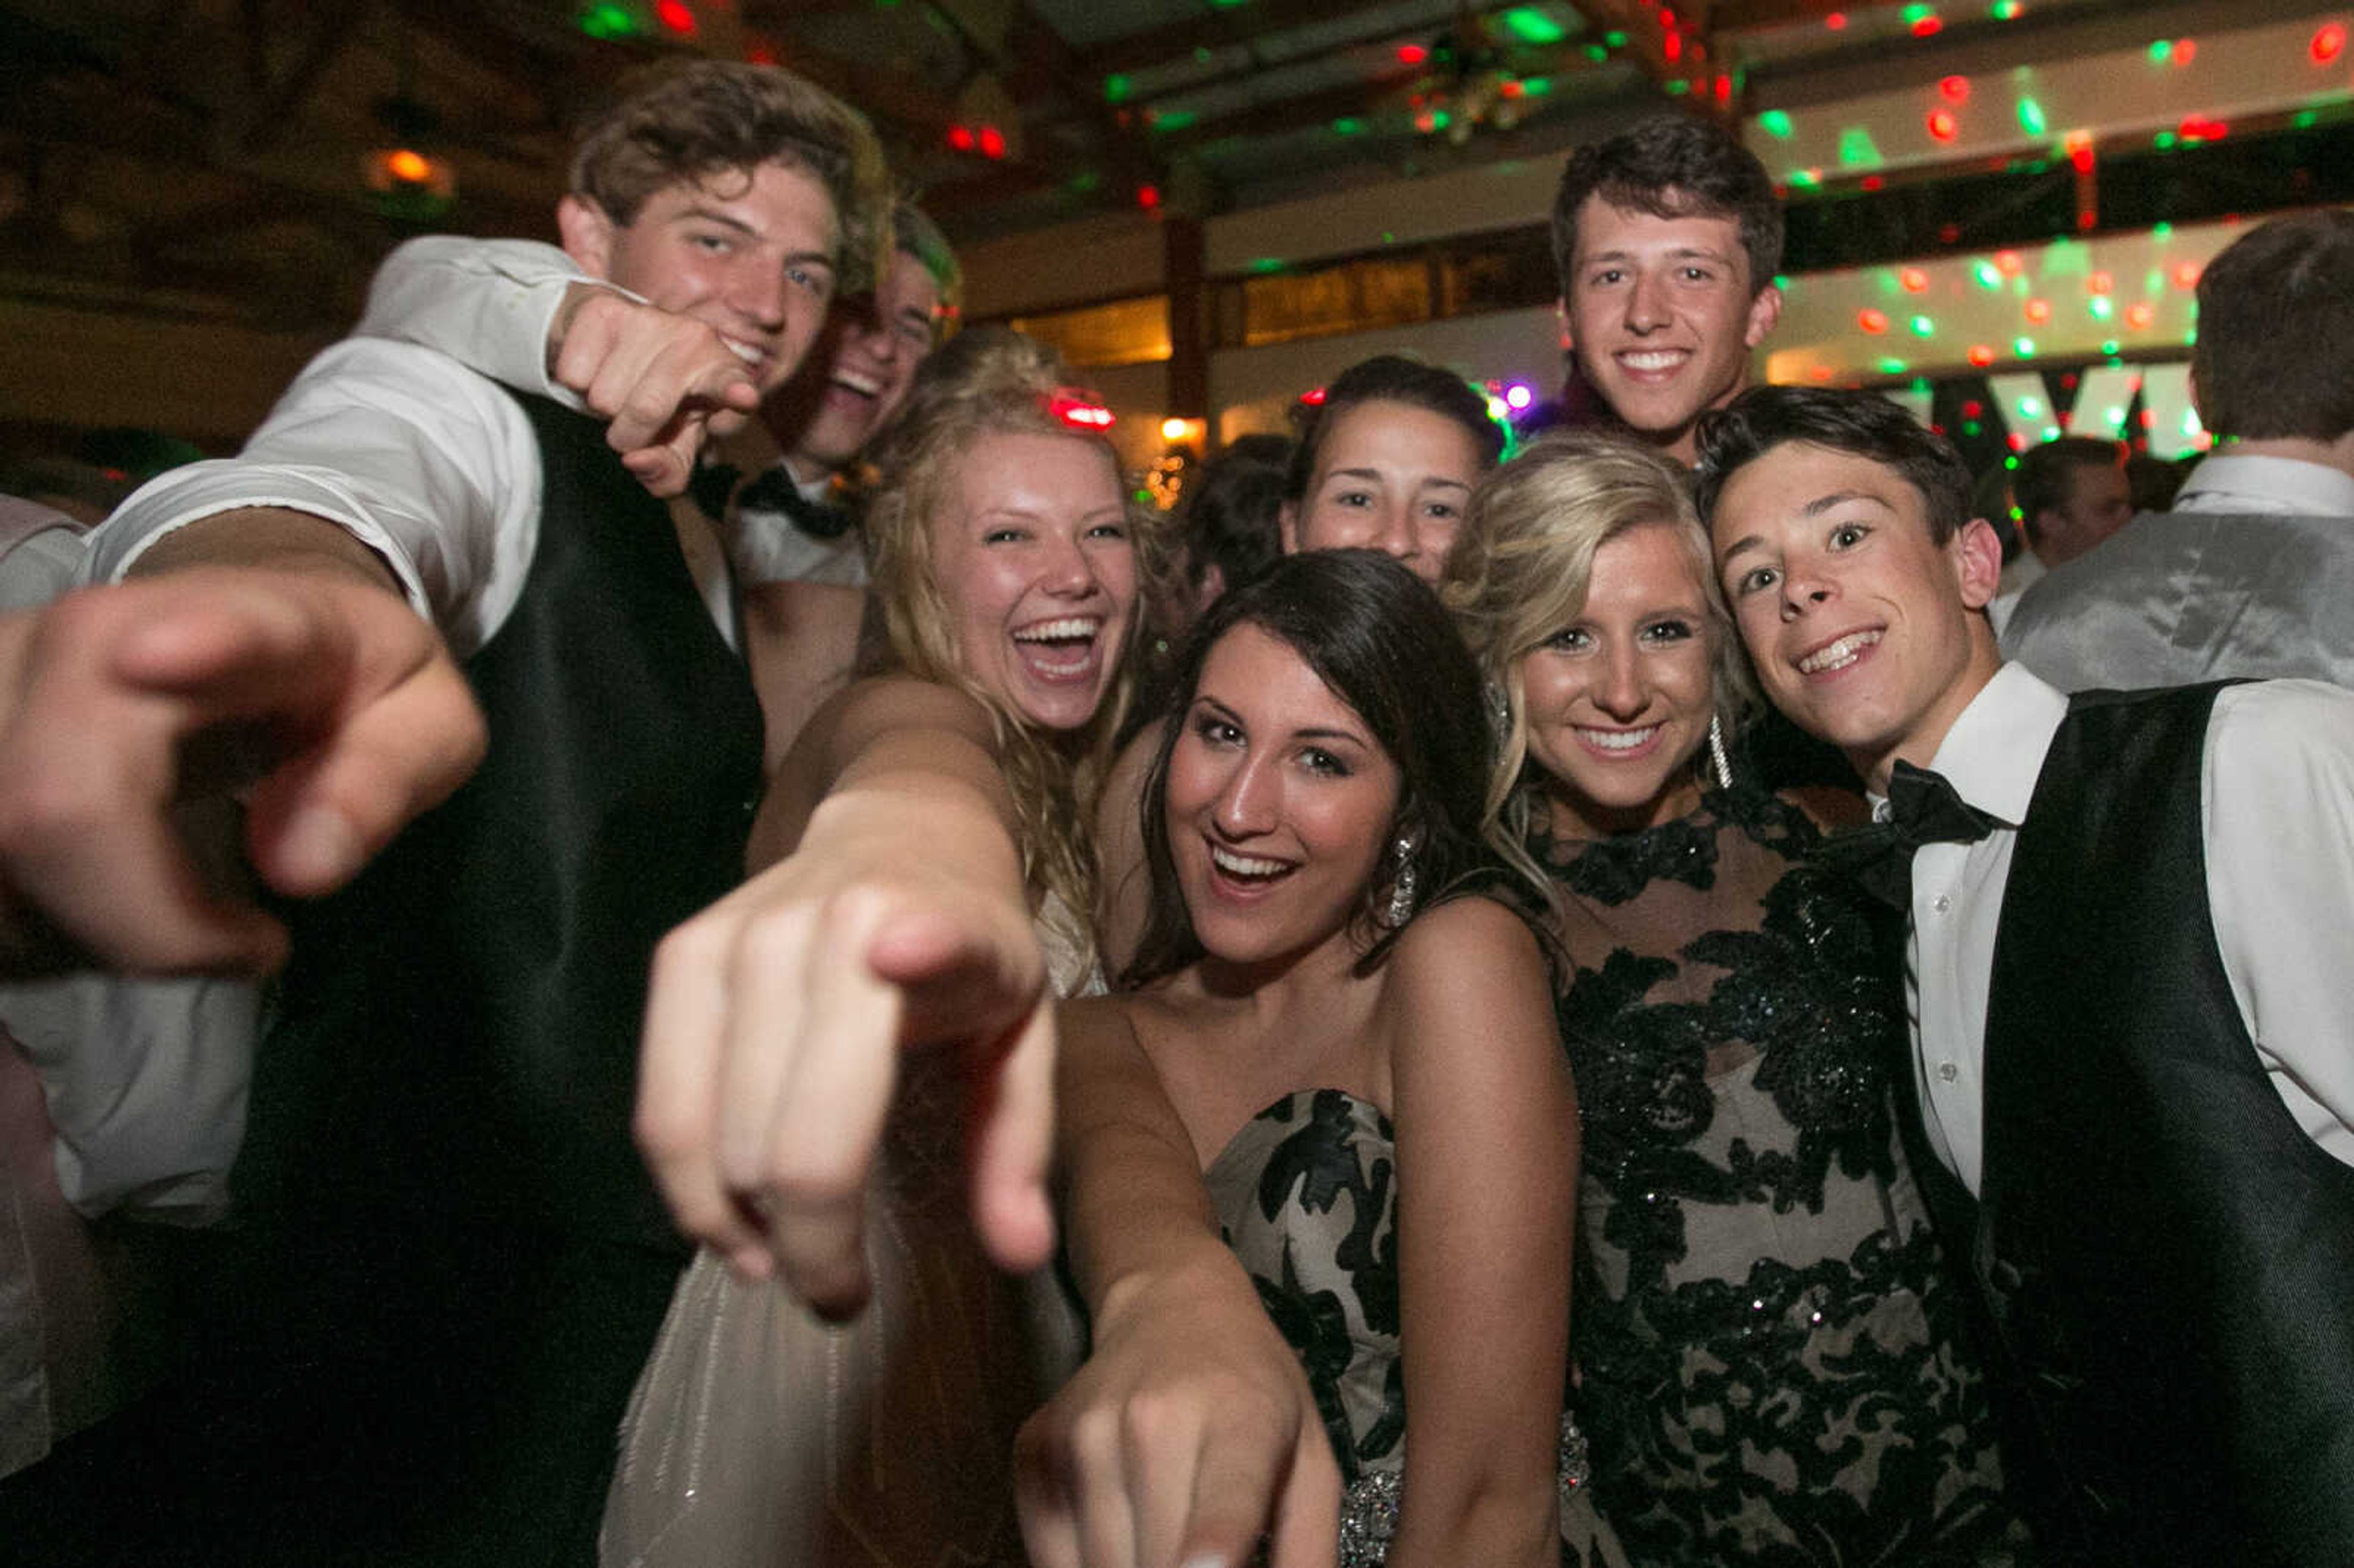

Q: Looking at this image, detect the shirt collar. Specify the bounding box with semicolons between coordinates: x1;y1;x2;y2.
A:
1921;661;2068;824
2174;452;2354;517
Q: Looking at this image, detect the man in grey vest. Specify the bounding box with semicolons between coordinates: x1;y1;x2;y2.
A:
2005;210;2354;690
1697;383;2354;1566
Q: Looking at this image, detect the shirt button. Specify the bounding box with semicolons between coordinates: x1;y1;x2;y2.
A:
1932;894;1952;914
1937;1061;1960;1084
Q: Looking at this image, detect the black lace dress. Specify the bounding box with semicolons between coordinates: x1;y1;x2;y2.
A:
1541;785;2029;1567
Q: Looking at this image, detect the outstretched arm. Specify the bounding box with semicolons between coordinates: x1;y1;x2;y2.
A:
356;235;760;497
636;676;1057;1313
0;335;558;980
0;512;482;976
1386;897;1578;1568
1016;999;1341;1568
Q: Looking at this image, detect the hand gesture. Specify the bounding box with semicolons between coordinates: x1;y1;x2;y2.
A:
635;792;1059;1317
1015;1254;1343;1568
547;286;764;498
0;563;484;976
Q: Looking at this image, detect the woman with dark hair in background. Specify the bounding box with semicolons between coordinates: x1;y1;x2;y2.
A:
1099;354;1509;970
1045;550;1579;1568
1175;432;1290;620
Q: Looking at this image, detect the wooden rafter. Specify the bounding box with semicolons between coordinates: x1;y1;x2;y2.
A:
229;0;375;154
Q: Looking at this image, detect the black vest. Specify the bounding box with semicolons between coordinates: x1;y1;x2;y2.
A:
1919;684;2354;1565
238;392;764;1252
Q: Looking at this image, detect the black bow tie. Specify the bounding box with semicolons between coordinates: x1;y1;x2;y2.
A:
1820;761;2006;909
688;460;859;539
734;467;856;539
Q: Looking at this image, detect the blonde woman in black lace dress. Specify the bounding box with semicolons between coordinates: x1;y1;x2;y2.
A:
1446;432;2030;1566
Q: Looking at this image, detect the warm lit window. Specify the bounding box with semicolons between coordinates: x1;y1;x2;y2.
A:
1007;295;1171;367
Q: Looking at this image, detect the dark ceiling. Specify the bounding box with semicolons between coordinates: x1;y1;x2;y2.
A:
0;0;2129;332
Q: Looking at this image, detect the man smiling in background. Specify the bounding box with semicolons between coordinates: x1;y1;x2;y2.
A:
1551;114;1785;464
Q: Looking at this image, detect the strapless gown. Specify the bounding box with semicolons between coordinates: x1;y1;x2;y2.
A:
1207;1086;1604;1567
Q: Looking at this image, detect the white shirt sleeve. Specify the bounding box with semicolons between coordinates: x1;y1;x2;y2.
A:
0;518;86;612
83;338;545;660
0;972;257;1224
353;236;638;413
2204;679;2354;1166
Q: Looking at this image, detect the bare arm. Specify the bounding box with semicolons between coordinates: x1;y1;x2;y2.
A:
1385;897;1577;1568
1015;997;1341;1568
637;675;1056;1313
0;509;483;976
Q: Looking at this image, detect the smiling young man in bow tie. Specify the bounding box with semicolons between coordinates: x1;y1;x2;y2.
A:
357;200;960;770
1693;382;2354;1567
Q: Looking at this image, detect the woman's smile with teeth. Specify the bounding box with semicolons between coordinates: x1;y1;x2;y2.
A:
1797;630;1883;675
1575;725;1661;752
1209;843;1292;880
1011;617;1102;676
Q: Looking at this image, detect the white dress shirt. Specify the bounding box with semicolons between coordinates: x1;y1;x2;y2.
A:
1892;662;2354;1193
355;235;864;590
731;468;869;588
2171;451;2354;518
87;332;736;653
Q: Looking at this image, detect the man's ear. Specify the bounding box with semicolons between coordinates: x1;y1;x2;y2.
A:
1953;516;2005;610
1195;561;1227;617
1743;282;1783;349
557;194;618;281
1277;499;1301;556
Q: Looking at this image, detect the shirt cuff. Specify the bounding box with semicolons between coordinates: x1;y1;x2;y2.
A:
84;465;436;623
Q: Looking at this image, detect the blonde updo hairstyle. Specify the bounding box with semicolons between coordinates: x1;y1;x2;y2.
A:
861;325;1159;933
1443;430;1755;916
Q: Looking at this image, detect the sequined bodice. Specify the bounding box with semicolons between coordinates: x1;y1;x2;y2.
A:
1539;786;2025;1567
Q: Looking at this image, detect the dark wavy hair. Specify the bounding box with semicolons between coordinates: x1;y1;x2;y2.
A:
1286;355;1506;503
569;59;894;292
1122;550;1504;988
1552;113;1783;300
1693;384;1973;545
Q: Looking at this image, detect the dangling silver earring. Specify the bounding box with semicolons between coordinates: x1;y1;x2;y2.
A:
1484;680;1512;740
1383;832;1420;927
1707;714;1733;793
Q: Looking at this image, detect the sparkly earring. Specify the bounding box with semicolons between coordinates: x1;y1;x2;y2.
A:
1484;680;1512;739
1383;832;1421;927
1706;713;1734;793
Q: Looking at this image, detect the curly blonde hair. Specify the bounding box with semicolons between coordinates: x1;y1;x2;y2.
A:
861;327;1162;939
1442;430;1755;919
569;59;895;294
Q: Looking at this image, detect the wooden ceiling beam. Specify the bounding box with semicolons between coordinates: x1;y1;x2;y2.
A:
228;0;373;154
1140;40;1615;155
1079;0;1410;80
917;1;1161;199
